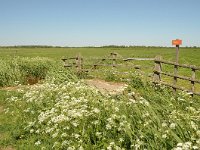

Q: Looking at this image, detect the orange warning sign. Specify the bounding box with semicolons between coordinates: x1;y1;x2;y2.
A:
172;39;182;46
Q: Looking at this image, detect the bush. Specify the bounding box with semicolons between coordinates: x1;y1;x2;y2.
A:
0;57;61;87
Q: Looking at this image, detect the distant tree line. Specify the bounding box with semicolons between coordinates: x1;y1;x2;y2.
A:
0;45;199;48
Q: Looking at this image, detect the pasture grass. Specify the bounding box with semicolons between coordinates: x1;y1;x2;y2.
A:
0;47;200;149
1;47;200;65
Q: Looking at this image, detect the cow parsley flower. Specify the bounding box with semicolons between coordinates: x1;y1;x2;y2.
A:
35;140;41;146
170;123;176;129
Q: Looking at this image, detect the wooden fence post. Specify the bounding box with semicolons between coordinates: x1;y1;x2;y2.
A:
153;56;162;83
76;53;82;72
111;52;117;67
191;68;196;96
173;64;178;93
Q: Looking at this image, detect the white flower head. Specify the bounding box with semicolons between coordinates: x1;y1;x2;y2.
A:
162;122;167;127
162;134;167;139
170;123;176;129
35;140;41;146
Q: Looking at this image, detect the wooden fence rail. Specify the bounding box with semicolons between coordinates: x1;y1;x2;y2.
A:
62;53;200;96
153;56;200;96
61;53;153;71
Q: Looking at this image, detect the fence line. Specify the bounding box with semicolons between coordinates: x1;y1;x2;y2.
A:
62;53;200;96
153;55;200;96
61;52;153;71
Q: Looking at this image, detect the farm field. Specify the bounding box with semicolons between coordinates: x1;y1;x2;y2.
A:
0;47;200;149
1;46;200;90
1;47;200;64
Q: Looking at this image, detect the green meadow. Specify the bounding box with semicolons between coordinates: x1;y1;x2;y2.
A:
0;47;200;149
1;46;200;89
0;47;200;64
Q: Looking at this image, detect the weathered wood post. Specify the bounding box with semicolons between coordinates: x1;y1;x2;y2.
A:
76;53;82;72
173;64;178;92
94;64;97;69
110;52;117;67
153;56;162;83
191;68;196;96
61;58;67;67
172;39;182;92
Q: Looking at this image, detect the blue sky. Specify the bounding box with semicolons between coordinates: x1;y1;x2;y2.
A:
0;0;199;47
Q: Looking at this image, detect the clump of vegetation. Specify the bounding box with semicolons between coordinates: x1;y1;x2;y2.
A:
0;60;22;87
0;57;60;87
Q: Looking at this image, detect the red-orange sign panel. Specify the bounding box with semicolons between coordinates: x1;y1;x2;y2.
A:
172;39;182;45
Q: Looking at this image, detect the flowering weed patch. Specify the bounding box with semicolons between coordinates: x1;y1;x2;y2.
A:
4;78;200;149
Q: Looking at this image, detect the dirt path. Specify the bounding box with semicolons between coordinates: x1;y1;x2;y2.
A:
85;79;127;95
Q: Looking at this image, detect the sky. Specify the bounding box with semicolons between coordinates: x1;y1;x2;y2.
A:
0;0;200;47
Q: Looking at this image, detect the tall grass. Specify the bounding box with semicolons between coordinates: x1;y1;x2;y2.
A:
3;76;200;149
0;57;61;87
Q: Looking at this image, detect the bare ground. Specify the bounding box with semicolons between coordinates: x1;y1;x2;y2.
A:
85;79;127;95
0;146;15;150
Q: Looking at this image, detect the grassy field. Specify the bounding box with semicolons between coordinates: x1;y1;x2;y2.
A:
1;46;200;91
1;47;200;64
0;47;200;149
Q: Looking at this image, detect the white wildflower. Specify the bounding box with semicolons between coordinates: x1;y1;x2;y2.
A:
182;142;192;149
79;146;84;150
30;129;34;133
197;130;200;137
174;147;182;150
162;134;167;139
35;140;41;146
74;134;80;139
191;121;198;130
162;122;167;127
95;132;102;137
177;143;183;147
170;123;176;129
106;124;112;130
52;132;58;138
192;146;199;150
61;133;67;138
119;138;124;142
107;146;112;150
129;99;136;103
93;108;100;114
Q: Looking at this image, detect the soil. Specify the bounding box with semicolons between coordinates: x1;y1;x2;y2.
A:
85;79;127;95
0;87;19;91
0;146;15;150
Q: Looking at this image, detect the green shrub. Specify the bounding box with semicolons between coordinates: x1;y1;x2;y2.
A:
0;57;63;87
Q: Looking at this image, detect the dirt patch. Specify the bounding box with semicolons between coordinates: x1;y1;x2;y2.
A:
26;76;40;85
0;84;35;91
0;87;19;91
85;79;127;95
0;146;15;150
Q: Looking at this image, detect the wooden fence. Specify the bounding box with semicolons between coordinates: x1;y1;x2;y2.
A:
61;53;153;72
62;53;200;95
153;56;200;96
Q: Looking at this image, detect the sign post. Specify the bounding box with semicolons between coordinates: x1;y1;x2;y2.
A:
172;39;182;63
172;39;182;93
